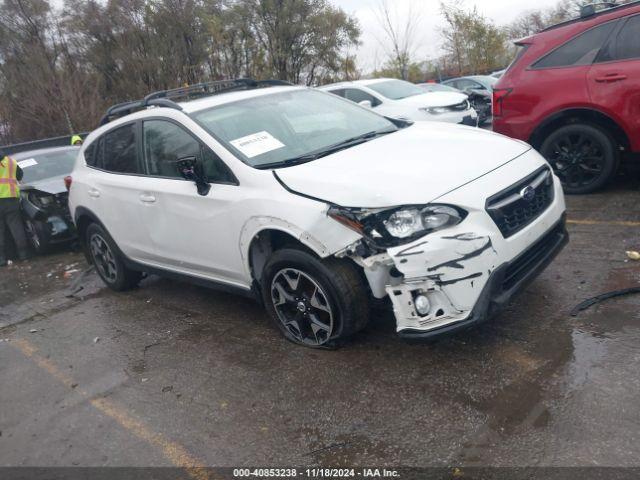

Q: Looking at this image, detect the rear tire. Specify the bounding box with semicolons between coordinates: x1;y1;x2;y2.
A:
86;223;142;291
540;123;618;194
261;248;370;349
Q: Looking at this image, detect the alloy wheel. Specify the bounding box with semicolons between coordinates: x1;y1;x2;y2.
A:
546;132;606;190
270;268;334;346
90;233;118;283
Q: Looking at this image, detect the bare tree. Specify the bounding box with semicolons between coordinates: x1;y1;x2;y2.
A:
0;0;361;142
373;0;421;80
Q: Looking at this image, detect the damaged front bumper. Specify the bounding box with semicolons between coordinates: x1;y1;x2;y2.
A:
348;170;568;339
393;218;568;338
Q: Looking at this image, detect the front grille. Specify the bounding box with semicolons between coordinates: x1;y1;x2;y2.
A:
486;166;554;238
502;220;566;292
448;100;470;112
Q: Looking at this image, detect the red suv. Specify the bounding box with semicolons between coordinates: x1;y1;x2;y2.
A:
493;1;640;193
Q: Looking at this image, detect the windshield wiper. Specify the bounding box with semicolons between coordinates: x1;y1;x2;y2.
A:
255;128;397;170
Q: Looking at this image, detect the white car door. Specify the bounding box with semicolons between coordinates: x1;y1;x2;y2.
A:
133;118;247;287
83;122;156;263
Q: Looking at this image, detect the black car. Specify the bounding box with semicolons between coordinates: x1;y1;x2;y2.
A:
14;146;78;253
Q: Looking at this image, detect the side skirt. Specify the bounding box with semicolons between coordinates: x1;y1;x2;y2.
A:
122;256;260;301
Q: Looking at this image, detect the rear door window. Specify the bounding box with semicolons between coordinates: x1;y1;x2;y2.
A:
533;21;618;69
100;124;141;174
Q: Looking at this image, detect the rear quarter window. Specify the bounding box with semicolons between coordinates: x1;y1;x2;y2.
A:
533;21;618;69
84;143;96;166
614;15;640;61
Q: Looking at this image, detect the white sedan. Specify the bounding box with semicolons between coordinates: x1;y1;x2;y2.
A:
319;78;478;126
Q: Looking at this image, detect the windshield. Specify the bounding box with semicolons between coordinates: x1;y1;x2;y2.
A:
419;83;460;93
18;149;77;183
367;80;425;100
483;76;498;88
192;89;397;168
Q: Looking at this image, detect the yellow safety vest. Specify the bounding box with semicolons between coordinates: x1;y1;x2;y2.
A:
0;156;20;199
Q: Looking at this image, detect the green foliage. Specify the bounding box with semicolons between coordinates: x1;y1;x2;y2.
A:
372;60;426;83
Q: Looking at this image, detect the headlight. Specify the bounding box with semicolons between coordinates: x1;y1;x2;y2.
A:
27;192;54;208
422;106;449;115
328;204;467;248
384;206;462;238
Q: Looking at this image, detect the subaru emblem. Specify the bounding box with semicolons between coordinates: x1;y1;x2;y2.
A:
520;185;536;202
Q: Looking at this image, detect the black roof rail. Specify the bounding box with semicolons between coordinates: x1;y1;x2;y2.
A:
541;0;640;32
580;2;617;17
99;78;293;126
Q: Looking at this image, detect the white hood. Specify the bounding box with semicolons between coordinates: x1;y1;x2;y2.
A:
396;91;468;108
275;123;531;208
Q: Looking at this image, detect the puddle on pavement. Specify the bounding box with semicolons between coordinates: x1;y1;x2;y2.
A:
459;277;640;465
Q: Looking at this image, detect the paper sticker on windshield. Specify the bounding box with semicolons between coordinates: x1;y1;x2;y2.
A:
17;158;38;168
230;131;285;158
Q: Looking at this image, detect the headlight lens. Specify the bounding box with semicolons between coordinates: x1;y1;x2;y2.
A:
384;205;463;239
28;192;54;208
328;204;466;247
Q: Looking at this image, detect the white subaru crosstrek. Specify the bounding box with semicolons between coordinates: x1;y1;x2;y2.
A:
68;80;568;348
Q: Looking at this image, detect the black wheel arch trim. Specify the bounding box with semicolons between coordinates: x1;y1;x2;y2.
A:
529;107;630;152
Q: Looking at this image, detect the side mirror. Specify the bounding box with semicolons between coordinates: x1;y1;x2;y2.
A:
176;156;211;196
358;100;373;109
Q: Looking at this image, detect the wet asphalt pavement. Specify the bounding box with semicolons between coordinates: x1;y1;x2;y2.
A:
1;175;640;470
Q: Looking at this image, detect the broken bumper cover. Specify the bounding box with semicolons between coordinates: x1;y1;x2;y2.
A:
396;217;568;339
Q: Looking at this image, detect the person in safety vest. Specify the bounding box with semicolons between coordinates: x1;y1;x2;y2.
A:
71;135;83;146
0;147;28;266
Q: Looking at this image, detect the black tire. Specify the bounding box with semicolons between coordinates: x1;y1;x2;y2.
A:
540;123;618;194
85;223;142;291
24;219;51;255
261;248;370;349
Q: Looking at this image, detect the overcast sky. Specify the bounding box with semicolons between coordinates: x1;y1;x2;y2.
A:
328;0;563;71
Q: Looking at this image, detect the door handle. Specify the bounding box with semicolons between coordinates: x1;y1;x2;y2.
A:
139;193;156;203
595;74;627;83
88;188;100;198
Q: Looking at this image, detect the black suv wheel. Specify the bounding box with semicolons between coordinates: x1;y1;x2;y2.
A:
261;248;370;348
540;123;618;194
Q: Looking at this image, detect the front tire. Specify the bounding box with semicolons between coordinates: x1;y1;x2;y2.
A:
540;123;618;194
261;248;370;349
86;223;142;291
24;219;50;255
